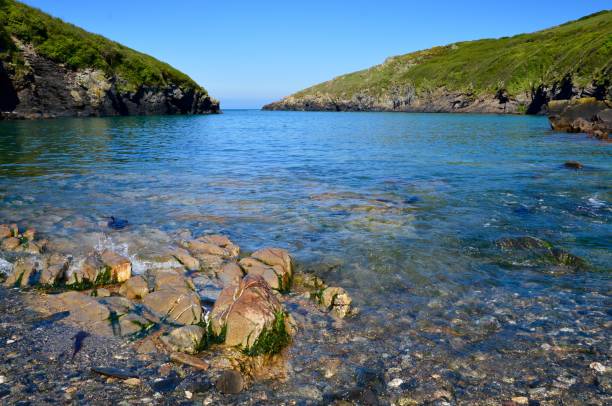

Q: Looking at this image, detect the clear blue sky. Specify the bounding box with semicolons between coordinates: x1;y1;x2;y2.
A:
21;0;611;109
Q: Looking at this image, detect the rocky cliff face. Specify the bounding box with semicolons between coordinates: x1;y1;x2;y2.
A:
548;98;611;139
0;43;219;119
263;77;610;116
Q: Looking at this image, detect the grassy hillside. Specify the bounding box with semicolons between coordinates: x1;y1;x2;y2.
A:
290;11;612;101
0;0;206;94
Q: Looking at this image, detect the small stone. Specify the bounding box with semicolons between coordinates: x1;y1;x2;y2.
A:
1;237;20;251
388;378;404;388
0;376;5;384
185;391;193;399
123;378;141;386
215;370;243;394
590;362;606;373
95;288;111;297
511;397;529;405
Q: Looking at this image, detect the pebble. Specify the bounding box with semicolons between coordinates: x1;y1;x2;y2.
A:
511;397;529;405
184;390;193;399
388;378;404;388
123;378;141;386
6;339;15;344
589;362;606;373
0;376;5;384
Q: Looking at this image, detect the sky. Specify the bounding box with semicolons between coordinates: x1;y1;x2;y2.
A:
20;0;612;109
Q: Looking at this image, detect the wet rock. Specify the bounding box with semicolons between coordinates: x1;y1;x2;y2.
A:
100;250;131;283
107;216;129;230
92;366;139;379
215;370;243;394
40;253;70;285
215;261;243;286
119;275;149;299
172;248;200;271
160;325;205;354
193;253;225;272
150;269;195;291
199;234;240;257
239;255;291;292
321;287;353;318
151;371;182;393
66;253;106;287
251;247;292;279
142;287;202;325
3;256;44;288
210;274;291;352
184;240;228;257
496;236;587;268
563;161;583;170
193;275;223;303
178;374;212;393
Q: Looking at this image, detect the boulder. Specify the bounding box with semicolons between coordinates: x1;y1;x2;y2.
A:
193;253;225;272
57;291;112;334
119;275;149;299
150;269;195;291
199;235;240;257
0;224;11;239
210;274;292;353
172;248;200;271
160;325;205;354
143;288;202;325
40;253;70;285
321;287;353;319
66;253;107;287
185;240;228;257
239;257;290;291
100;250;131;283
216;262;243;287
251;248;292;276
3;256;43;288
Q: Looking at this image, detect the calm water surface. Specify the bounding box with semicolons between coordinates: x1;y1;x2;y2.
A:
0;110;610;401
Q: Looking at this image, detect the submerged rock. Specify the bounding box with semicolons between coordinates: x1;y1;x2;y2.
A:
497;236;587;269
161;325;205;354
564;161;583;170
210;274;292;353
320;287;353;319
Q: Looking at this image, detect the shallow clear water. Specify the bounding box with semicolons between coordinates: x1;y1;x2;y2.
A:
0;110;610;401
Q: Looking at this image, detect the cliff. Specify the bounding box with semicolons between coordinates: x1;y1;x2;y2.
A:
264;11;611;115
0;0;219;119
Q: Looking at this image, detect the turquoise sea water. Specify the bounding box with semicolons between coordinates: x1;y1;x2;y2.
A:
0;110;610;401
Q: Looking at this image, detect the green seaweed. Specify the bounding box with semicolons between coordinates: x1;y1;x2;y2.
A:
242;311;291;356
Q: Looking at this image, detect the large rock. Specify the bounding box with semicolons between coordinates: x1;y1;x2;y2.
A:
239;248;292;292
160;325;205;354
40;253;70;285
210;275;292;353
548;98;611;139
215;262;243;287
198;235;240;257
142;273;202;325
172;248;200;271
119;275;149;299
100;250;131;283
3;256;43;288
57;291;112;334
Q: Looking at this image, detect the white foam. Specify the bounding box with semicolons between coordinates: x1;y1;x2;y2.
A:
0;258;12;276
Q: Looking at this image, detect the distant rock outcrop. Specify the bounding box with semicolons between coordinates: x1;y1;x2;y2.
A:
548;98;611;139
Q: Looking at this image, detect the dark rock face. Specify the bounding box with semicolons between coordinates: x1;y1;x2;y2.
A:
548;98;611;139
0;45;219;120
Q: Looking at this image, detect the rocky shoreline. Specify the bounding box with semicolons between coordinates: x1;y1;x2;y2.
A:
548;98;611;140
0;222;358;403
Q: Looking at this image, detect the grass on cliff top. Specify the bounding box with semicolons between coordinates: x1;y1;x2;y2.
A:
292;10;612;100
0;0;205;93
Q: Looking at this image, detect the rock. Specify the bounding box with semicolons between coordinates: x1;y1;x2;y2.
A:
215;370;243;394
119;275;149;299
107;216;129;230
160;325;205;354
172;248;200;271
239;257;290;291
123;378;141;386
210;274;292;353
170;352;210;371
95;288;111;297
564;161;583;170
0;224;11;239
40;253;70;285
388;378;404;388
142;287;202;325
1;237;20;251
511;397;529;405
251;247;292;277
3;256;43;288
57;291;112;332
216;262;243;287
497;236;587;268
22;228;36;241
321;287;353;318
66;253;106;287
193;253;225;272
100;250;131;283
199;235;240;257
193;275;223;303
185;240;228;257
91;367;139;379
548;98;611;139
590;362;606;373
150;269;195;291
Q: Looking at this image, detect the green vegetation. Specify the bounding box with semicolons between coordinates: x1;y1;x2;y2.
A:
243;311;291;356
291;10;612;100
0;0;206;93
